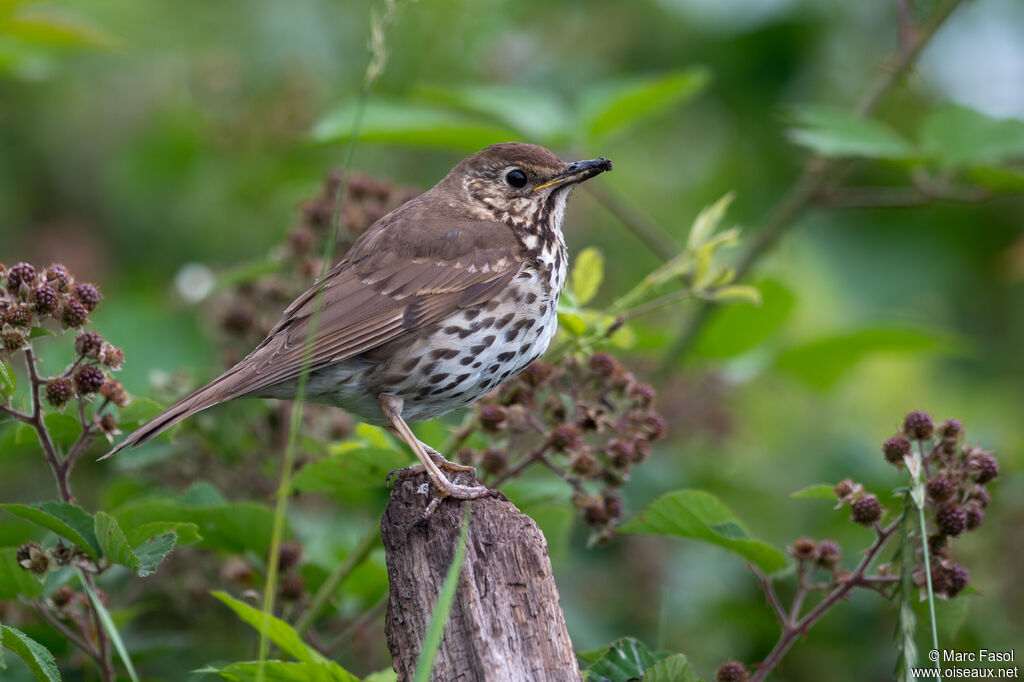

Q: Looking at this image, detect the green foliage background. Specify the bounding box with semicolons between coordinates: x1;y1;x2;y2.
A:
1;0;1022;680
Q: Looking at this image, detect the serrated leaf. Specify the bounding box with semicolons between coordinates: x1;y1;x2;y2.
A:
571;248;604;305
791;484;836;500
196;661;358;682
94;511;176;577
1;625;61;682
211;591;327;665
788;106;915;159
0;502;100;560
619;490;788;573
0;547;45;599
580;67;710;142
707;285;761;306
311;99;516;150
919;104;1024;167
585;637;668;682
774;327;951;390
643;654;699;682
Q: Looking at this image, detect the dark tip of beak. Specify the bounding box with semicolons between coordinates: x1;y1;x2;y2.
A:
567;158;613;175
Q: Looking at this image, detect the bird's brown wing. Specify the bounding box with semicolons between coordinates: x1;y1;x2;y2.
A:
236;219;523;394
103;200;523;456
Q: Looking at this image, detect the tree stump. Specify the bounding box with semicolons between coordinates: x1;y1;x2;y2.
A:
381;471;582;682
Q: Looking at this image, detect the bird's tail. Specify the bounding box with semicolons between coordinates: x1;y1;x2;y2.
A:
100;364;248;460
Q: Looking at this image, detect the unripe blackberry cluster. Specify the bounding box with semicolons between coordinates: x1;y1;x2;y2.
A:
1;262;103;333
1;262;129;431
459;351;665;544
16;541;88;575
883;410;999;599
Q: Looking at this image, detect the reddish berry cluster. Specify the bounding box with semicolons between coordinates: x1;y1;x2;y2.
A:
1;262;130;426
884;410;998;599
460;351;666;544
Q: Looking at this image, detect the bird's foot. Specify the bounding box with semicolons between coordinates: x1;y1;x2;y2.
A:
386;452;495;523
386;451;477;487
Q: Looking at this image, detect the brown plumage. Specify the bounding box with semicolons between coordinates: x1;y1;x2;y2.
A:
105;142;611;508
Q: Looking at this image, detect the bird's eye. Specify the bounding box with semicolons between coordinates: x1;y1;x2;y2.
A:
504;169;528;188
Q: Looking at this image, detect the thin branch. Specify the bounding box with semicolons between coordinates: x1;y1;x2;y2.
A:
81;572;116;682
751;566;789;626
816;184;993;208
660;0;968;372
585;183;682;262
324;594;388;656
749;519;902;682
0;402;32;422
31;599;98;659
490;443;550;487
24;348;72;501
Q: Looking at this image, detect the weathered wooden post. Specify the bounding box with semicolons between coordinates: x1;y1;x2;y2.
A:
381;471;582;682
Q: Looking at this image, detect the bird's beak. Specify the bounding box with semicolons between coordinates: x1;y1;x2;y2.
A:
533;157;613;192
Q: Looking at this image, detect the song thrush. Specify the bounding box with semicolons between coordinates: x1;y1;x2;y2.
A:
105;143;612;506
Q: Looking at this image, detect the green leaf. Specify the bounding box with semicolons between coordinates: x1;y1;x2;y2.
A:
28;326;52;338
0;360;14;398
0;502;100;560
619;490;788;573
94;511;177;577
197;661;358;682
211;591;327;665
584;637;668;682
707;284;761;306
570;248;604;306
1;625;60;682
579;67;710;142
687;192;734;249
790;484;837;500
694;279;795;359
311;99;516;150
415;84;571;143
126;520;201;547
413;506;471;682
788;106;915;159
642;654;699;682
290;447;408;504
0;547;46;599
111;493;274;555
774;327;951;389
5;6;115;48
919;104;1024;167
557;312;587;337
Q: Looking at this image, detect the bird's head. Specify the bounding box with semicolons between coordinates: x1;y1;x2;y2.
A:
439;142;612;234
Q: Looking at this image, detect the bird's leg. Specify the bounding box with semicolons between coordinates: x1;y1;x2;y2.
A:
379;395;492;504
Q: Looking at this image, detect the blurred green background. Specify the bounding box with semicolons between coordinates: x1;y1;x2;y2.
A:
1;0;1022;680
